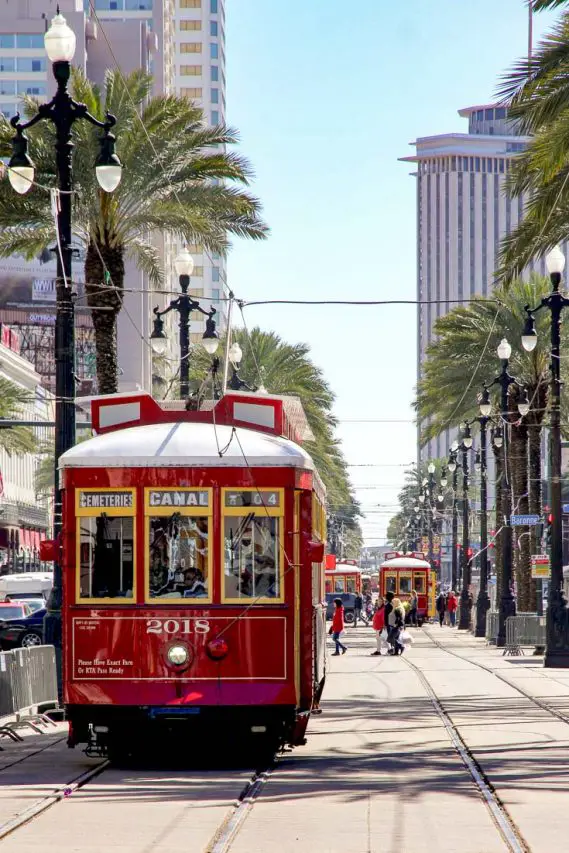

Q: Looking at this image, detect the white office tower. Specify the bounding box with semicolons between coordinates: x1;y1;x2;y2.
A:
401;104;566;463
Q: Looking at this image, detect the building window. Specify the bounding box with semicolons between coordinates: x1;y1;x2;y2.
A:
0;81;15;96
485;108;493;120
180;87;202;98
180;65;202;75
212;267;220;282
16;57;47;72
187;243;203;254
210;42;218;59
94;0;125;7
495;107;506;119
212;251;220;260
180;19;201;29
0;58;15;72
192;266;204;277
15;34;44;49
181;42;202;53
210;65;219;81
0;35;15;49
211;0;218;11
475;157;480;172
211;87;219;103
180;0;201;6
210;21;218;36
212;288;220;301
211;110;219;124
124;0;152;8
17;81;47;96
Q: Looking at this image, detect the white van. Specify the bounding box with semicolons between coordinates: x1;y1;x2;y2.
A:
0;572;53;601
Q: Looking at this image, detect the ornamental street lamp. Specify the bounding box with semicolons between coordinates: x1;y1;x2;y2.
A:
458;426;472;630
474;394;491;638
150;249;219;398
227;341;256;392
6;10;123;657
522;244;569;667
447;450;459;591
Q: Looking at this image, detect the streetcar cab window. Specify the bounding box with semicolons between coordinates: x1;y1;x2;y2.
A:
334;577;345;593
413;573;426;594
385;573;397;594
346;576;356;593
145;489;211;602
399;573;412;595
223;489;283;602
76;490;136;601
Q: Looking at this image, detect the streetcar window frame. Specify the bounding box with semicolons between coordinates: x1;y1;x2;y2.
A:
413;572;426;594
144;488;213;605
221;487;285;604
75;488;137;604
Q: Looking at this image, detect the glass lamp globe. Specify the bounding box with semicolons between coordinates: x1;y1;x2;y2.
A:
229;341;242;366
202;335;219;355
497;338;512;360
8;166;34;194
450;440;459;452
462;434;473;449
418;494;425;504
174;248;195;278
494;433;504;449
448;459;457;473
518;392;530;417
44;12;77;62
427;462;435;474
95;164;122;193
546;245;565;276
150;336;167;356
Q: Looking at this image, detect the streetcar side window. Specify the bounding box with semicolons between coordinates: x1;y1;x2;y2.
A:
413;573;426;594
144;489;212;603
75;488;136;602
334;578;345;593
346;577;356;593
399;574;412;594
79;515;134;600
385;574;397;593
222;489;284;603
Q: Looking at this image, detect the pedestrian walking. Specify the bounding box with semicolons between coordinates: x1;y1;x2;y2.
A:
387;597;406;655
446;590;458;627
329;598;347;655
353;592;367;626
371;596;387;656
436;590;446;627
406;589;419;626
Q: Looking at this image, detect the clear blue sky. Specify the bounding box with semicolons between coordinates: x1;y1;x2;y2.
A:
225;0;558;546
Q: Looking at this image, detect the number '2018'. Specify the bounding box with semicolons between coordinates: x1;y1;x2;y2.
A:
146;618;210;635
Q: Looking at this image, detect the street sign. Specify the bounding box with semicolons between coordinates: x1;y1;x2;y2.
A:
531;554;550;579
510;514;541;526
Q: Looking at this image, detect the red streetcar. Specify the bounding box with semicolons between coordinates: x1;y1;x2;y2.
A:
52;391;327;759
379;552;436;625
324;557;362;594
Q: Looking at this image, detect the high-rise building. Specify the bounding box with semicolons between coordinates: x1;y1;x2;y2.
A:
0;0;227;395
400;103;563;463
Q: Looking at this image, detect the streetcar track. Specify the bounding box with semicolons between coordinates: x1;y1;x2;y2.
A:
401;653;530;853
0;758;109;842
204;756;278;853
422;626;569;727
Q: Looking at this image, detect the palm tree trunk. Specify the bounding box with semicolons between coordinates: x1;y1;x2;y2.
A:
510;401;530;611
494;444;504;606
84;239;125;395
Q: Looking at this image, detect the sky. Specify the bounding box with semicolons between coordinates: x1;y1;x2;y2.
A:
225;0;559;547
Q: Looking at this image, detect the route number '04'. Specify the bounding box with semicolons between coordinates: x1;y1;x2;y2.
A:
146;618;210;635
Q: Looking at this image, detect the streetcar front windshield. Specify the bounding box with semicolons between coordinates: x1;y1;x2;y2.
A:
79;514;134;599
224;515;279;599
148;515;209;599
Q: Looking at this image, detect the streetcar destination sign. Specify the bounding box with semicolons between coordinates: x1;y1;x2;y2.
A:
79;491;133;509
148;490;209;507
510;514;541;526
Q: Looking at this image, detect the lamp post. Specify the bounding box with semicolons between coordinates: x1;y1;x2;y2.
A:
427;462;436;570
226;342;256;392
458;423;473;630
7;10;123;654
475;389;491;637
150;249;220;397
448;450;459;591
522;245;569;667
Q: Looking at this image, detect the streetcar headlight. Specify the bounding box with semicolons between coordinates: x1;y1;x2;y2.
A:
167;645;188;666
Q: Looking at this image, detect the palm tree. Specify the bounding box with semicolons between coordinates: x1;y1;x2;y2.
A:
0;378;37;456
415;276;560;609
0;69;268;394
189;327;362;556
497;11;569;278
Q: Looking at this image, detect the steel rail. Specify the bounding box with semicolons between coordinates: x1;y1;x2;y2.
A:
402;654;529;853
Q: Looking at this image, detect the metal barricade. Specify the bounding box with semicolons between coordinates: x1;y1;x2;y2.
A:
486;611;499;644
0;646;59;745
503;614;546;656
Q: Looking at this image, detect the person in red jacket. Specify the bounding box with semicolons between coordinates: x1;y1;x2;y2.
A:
330;598;347;655
446;590;458;627
371;596;386;656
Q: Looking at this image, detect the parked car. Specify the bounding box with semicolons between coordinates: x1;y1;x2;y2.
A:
325;592;357;624
8;597;45;613
0;606;45;649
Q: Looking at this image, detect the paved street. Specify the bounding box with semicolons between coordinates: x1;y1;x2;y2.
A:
3;627;569;851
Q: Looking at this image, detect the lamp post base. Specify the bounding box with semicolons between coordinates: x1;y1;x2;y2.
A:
496;591;516;647
474;590;491;638
544;590;569;668
458;588;472;631
43;585;62;700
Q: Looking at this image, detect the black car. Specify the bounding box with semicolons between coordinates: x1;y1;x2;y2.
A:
0;607;45;649
325;592;357;624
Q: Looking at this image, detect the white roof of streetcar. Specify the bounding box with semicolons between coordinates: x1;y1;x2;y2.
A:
59;421;315;470
381;556;431;569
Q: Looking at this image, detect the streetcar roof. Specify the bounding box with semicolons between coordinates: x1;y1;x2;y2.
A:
59;420;315;470
380;557;431;569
